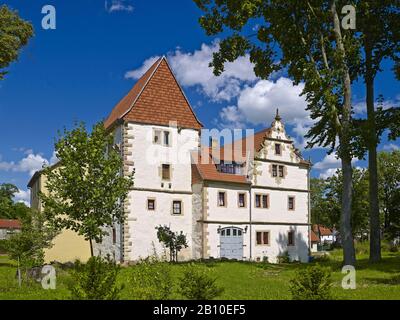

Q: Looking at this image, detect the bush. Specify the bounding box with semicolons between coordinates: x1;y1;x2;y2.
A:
289;264;332;300
277;251;291;263
69;256;123;300
128;258;173;300
178;264;224;300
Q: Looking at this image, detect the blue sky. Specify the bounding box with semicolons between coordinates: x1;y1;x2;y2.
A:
0;0;399;204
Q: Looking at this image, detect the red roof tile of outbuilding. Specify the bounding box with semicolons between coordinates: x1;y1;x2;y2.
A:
0;219;22;229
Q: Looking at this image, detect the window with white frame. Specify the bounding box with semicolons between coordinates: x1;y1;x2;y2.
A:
172;200;182;215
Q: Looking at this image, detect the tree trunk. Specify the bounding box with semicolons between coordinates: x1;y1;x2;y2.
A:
89;238;94;257
331;0;356;266
365;39;381;263
341;153;356;266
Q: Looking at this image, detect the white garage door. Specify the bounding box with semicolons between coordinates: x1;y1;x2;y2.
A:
220;227;243;260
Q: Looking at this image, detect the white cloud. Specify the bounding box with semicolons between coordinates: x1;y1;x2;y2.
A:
236;78;309;124
50;151;59;165
314;153;341;170
125;42;257;102
105;0;134;13
14;189;30;207
383;143;400;151
319;168;339;179
124;43;315;148
314;153;361;179
218;105;247;129
125;56;160;79
353;96;400;115
0;153;49;176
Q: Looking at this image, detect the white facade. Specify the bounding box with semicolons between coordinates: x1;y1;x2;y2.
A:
96;113;311;264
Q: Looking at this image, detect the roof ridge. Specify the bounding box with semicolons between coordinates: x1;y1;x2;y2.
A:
119;57;164;120
161;57;203;128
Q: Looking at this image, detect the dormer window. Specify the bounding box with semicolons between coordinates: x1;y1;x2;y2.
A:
216;161;242;175
275;143;281;155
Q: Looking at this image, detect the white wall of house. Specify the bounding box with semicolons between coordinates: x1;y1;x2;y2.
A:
321;235;335;243
123;122;199;261
101;117;311;264
251;225;309;263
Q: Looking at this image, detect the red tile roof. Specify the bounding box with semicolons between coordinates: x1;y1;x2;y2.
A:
104;57;203;130
310;230;319;243
191;150;250;185
312;224;333;236
218;128;271;162
0;219;22;229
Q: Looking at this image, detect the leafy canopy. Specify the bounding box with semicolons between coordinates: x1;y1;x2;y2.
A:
0;5;34;80
40;122;134;245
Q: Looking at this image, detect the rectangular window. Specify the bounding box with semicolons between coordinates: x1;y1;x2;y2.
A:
256;231;270;245
147;199;155;211
218;192;226;207
112;228;116;245
272;165;278;177
172;200;182;215
275;143;281;155
288;231;295;246
164;131;170;146
278;165;284;177
255;194;261;208
262;195;269;209
162;164;171;180
288;196;295;210
153;130;161;144
238;193;246;208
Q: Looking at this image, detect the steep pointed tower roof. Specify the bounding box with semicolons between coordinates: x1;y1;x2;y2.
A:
104;57;203;130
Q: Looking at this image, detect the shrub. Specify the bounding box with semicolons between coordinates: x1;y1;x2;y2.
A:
277;251;291;263
129;258;173;300
312;253;331;263
69;256;123;300
289;264;332;300
178;264;224;300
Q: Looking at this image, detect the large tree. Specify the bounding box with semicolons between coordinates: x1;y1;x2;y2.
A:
40;122;134;256
194;0;359;265
353;0;400;262
311;169;370;239
0;5;33;80
0;183;31;220
378;150;400;243
3;208;56;271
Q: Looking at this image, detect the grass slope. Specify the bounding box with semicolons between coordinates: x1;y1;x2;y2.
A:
0;244;399;300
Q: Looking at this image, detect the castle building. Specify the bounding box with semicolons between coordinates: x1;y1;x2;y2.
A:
96;56;312;263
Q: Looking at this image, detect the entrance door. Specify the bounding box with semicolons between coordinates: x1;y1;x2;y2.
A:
220;227;243;260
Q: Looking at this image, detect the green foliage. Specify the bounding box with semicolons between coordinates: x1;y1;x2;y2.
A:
3;209;56;270
194;0;359;265
311;168;370;238
155;225;188;262
0;5;34;80
277;251;290;264
0;183;31;220
40;121;134;254
178;264;224;300
128;258;173;300
289;264;332;300
378;150;400;241
69;256;123;300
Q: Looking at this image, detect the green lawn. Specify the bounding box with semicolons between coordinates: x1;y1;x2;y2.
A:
1;245;399;300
